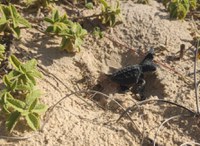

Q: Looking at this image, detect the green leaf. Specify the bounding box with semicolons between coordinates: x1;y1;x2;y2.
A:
11;27;20;38
0;44;5;61
15;83;33;91
93;27;103;38
189;0;197;10
25;90;41;106
29;98;38;111
3;75;18;91
53;10;59;22
25;73;36;85
0;5;10;20
46;26;54;33
25;113;40;131
6;97;26;113
100;0;108;7
29;69;43;78
6;111;21;132
74;37;83;50
0;44;5;53
1;92;12;113
9;55;21;70
23;59;37;71
61;37;73;52
7;70;20;79
0;18;7;26
17;17;31;28
10;80;18;91
85;2;93;9
3;75;11;87
9;4;19;28
32;103;48;114
44;17;54;24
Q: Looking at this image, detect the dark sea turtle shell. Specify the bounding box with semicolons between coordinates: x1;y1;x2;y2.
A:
110;65;142;85
110;48;156;85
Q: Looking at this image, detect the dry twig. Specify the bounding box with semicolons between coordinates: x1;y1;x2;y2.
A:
117;99;195;123
194;39;200;114
180;141;200;146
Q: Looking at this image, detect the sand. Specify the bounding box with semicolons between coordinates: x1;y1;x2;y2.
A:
0;0;200;146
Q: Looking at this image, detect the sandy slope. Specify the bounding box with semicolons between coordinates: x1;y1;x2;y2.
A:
0;0;200;146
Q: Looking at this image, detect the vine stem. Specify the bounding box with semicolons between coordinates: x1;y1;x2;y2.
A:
0;132;39;140
117;99;196;122
180;141;200;146
153;114;200;146
194;40;200;114
40;89;137;132
153;115;182;146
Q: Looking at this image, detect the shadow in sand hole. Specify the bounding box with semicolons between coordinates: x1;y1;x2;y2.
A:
92;49;165;108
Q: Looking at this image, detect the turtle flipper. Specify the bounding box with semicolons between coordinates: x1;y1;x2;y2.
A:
135;78;146;100
119;85;130;93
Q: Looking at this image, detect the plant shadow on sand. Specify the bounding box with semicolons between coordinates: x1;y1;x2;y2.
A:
21;31;75;66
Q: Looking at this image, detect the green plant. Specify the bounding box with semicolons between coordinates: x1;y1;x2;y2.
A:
23;0;57;8
45;10;87;53
93;27;103;38
0;55;46;132
8;55;42;90
137;0;150;4
169;0;189;19
99;0;121;26
164;0;197;19
85;2;94;9
0;44;5;64
59;23;87;52
189;0;197;9
44;10;72;34
0;4;31;38
5;90;47;132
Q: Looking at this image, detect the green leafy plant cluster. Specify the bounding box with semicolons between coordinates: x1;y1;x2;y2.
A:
99;0;121;26
0;55;47;132
0;4;31;38
44;10;87;53
163;0;197;19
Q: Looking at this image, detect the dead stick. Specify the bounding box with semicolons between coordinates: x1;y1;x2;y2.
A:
194;40;200;114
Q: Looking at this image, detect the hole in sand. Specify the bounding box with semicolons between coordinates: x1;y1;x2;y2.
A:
81;49;166;109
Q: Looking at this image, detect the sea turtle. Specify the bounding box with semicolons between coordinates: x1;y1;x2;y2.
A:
109;48;156;100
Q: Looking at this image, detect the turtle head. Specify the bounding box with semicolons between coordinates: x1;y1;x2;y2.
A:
140;48;156;72
141;63;156;72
